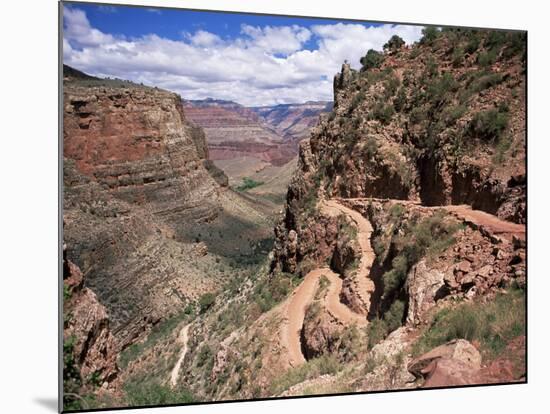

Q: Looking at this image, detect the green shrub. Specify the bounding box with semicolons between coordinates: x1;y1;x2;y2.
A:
360;49;384;71
442;104;467;126
469;108;509;142
369;102;395;124
393;87;407;112
471;72;506;93
426;72;458;105
199;292;216;313
420;26;439;44
363;136;379;160
477;49;498;67
410;106;427;124
485;30;507;52
384;35;405;52
63;335;83;409
502;32;526;59
236;177;264;192
197;344;212;367
465;38;479;55
384;75;401;98
451;46;464;67
349;91;366;112
492;134;513;165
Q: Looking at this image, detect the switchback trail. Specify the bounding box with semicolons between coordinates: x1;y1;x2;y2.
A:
279;197;526;367
169;323;191;388
281;199;374;367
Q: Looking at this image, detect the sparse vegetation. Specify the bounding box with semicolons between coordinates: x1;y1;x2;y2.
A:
381;210;461;301
270;354;341;395
236;177;264;192
124;382;194;406
366;299;406;349
253;271;298;312
413;286;525;359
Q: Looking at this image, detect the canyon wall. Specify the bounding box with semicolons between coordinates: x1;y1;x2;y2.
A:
63;66;228;350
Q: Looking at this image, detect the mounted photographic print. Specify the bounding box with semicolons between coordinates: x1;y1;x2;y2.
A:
61;1;527;412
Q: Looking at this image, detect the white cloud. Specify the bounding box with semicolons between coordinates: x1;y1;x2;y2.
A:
63;7;116;48
186;30;223;47
63;8;423;106
240;24;312;55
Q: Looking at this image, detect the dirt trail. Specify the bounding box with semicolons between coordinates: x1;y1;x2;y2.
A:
281;199;373;366
169;323;191;388
322;199;376;314
443;205;525;242
281;269;321;366
322;270;368;326
338;198;525;242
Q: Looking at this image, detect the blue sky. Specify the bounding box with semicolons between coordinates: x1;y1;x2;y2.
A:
63;2;423;105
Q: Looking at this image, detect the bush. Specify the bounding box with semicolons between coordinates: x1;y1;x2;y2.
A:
426;72;458;106
369;102;395;124
196;344;213;369
199;292;215;313
384;35;405;52
384;75;401;98
477;49;498;67
349;91;366;112
413;287;525;359
420;26;439;44
465;32;481;54
236;177;264;192
471;72;506;93
451;46;464;67
469;108;509;142
393;87;407;112
360;49;384;71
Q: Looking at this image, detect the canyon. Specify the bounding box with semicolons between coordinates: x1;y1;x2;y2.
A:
63;27;526;410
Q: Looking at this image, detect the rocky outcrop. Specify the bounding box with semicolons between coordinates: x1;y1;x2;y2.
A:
63;247;118;389
63;75;222;218
405;261;445;326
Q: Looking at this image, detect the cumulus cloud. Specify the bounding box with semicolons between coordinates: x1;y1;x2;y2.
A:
63;7;423;106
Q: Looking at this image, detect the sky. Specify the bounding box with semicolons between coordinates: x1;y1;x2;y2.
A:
63;2;424;106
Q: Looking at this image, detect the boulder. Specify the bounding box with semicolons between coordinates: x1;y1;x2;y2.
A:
405;261;445;326
408;339;481;380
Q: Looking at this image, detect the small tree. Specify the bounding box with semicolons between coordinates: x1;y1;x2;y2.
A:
383;35;405;53
420;26;439;44
198;292;215;313
360;49;384;71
